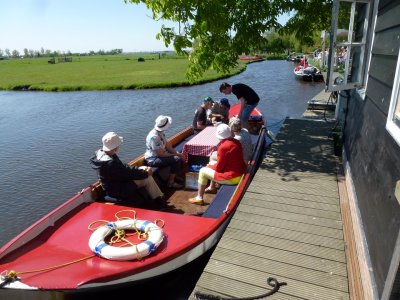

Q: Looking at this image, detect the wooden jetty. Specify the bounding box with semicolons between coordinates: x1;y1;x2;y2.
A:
190;118;352;300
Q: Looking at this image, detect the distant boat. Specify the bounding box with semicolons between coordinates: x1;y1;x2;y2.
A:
294;65;324;82
286;55;302;63
239;55;263;61
0;110;266;297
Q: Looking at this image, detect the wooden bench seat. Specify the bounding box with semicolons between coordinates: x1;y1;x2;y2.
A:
202;185;237;218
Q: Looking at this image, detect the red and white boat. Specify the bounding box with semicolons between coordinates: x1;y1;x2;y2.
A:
294;65;324;82
0;113;266;298
239;55;263;61
228;102;264;135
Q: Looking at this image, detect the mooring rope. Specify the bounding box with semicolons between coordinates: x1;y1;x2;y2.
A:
1;209;165;287
194;277;287;300
1;254;95;287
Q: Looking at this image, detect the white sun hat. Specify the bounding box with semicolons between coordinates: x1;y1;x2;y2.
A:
216;123;232;140
102;132;123;151
154;115;172;131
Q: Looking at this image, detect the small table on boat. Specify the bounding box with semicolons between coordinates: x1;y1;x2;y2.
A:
181;126;220;164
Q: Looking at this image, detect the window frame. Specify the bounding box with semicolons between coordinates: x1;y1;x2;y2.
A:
386;48;400;147
326;0;373;92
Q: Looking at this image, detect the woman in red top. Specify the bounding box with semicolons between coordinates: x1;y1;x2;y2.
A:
189;124;247;205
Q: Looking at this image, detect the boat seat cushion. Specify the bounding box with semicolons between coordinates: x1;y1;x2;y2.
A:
202;185;237;218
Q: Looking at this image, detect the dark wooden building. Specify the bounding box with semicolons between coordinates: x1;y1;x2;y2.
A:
327;0;400;299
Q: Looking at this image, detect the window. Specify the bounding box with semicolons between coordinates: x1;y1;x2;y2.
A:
326;0;374;92
386;48;400;147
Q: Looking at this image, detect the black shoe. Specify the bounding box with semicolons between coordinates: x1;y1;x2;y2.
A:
154;196;172;209
168;182;184;189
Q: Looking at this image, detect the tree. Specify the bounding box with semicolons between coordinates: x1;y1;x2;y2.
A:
126;0;333;80
11;50;20;58
280;1;333;46
264;31;286;54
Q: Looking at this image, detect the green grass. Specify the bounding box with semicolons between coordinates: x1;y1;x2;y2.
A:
0;54;245;91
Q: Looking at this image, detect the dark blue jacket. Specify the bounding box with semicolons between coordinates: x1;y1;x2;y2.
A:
90;149;148;201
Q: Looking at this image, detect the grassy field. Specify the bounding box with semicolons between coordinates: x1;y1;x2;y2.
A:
0;53;246;91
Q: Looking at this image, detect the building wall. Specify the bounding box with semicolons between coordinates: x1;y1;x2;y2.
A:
344;0;400;297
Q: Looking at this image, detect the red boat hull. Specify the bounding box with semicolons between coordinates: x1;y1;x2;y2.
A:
0;124;266;295
229;103;264;134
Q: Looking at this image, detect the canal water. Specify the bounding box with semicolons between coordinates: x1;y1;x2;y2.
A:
0;60;324;299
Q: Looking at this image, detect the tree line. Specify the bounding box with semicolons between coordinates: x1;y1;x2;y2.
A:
0;48;123;58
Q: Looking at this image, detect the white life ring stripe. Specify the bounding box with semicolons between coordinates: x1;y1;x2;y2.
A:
88;219;163;261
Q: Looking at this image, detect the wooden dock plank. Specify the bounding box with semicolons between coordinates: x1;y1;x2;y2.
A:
226;220;345;254
242;195;342;220
192;272;300;300
251;174;339;191
257;169;338;181
245;183;339;205
191;118;350;300
208;247;349;292
242;190;341;212
218;238;347;276
255;168;338;179
197;259;349;300
237;203;343;229
248;180;338;198
233;211;344;239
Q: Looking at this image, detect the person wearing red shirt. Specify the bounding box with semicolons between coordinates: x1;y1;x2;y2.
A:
188;124;247;205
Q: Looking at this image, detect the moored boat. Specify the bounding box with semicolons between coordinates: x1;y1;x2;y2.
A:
239;55;263;61
0;110;266;298
286;55;302;62
294;65;324;82
228;103;264;135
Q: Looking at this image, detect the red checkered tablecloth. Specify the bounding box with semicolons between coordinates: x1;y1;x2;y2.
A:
182;126;220;163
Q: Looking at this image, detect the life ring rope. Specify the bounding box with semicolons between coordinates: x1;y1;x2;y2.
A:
88;210;165;261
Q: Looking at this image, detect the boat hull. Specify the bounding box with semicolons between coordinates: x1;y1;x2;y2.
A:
0;123;266;296
228;103;264;134
294;66;324;82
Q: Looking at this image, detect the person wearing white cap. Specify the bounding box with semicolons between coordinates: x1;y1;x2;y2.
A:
229;116;253;162
90;132;166;207
188;123;247;205
145;115;183;189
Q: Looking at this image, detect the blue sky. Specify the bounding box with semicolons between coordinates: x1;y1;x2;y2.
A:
0;0;175;53
0;0;289;54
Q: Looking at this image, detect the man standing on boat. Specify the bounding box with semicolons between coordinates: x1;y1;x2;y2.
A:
90;132;166;207
219;82;260;130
